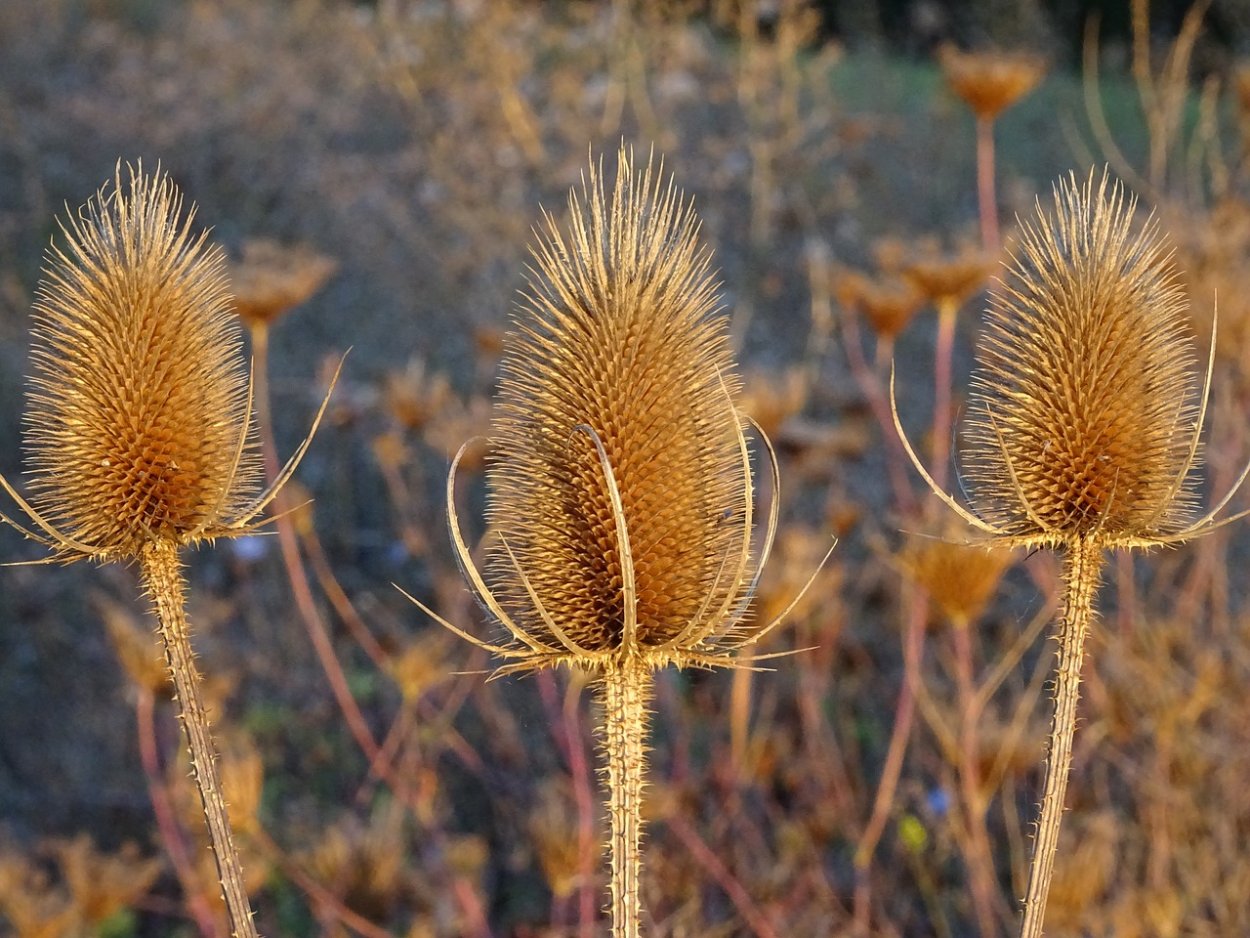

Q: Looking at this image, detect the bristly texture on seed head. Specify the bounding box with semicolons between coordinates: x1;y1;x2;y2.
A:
23;163;261;561
483;148;753;670
963;170;1199;547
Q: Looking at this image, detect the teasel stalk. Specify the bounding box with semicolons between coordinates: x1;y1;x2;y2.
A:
407;148;831;937
894;170;1250;936
3;165;335;937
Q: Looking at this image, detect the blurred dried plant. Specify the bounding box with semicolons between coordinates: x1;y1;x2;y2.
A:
229;238;337;330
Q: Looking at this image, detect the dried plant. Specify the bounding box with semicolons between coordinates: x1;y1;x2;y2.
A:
2;164;335;937
408;148;829;936
939;45;1045;252
893;170;1250;937
229;238;337;331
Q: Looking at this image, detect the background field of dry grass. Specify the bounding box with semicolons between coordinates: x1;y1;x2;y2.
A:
3;1;1250;935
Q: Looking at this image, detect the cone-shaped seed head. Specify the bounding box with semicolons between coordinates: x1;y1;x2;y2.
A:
487;149;749;661
964;171;1198;545
25;164;259;560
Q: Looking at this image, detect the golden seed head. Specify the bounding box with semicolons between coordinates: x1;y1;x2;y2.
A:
228;238;337;329
485;148;751;664
902;527;1015;627
903;249;995;309
939;45;1045;122
964;171;1199;545
25;164;260;560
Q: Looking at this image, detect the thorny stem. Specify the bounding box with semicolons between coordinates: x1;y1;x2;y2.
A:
976;116;1000;254
136;689;221;938
141;539;260;938
1019;538;1102;938
600;657;652;938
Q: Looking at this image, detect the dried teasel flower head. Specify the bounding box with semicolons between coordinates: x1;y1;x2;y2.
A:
411;147;830;674
894;169;1250;551
903;246;996;310
5;164;332;564
939;45;1045;122
228;238;336;329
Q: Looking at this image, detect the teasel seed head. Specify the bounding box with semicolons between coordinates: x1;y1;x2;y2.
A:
965;171;1197;545
413;147;831;674
17;165;260;561
893;168;1250;551
5;164;334;566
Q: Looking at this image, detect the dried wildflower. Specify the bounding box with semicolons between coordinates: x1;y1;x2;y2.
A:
228;238;336;329
4;165;335;938
903;249;995;311
835;268;924;343
901;532;1014;628
408;148;829;937
382;358;454;431
939;45;1045;122
893;170;1249;937
52;834;163;927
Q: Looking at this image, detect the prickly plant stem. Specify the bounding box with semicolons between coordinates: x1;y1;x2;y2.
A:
976;116;1000;253
141;538;260;938
600;657;652;938
1020;538;1102;938
135;689;221;938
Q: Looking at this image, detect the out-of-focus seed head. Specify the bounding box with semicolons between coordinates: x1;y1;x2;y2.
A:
25;164;261;561
228;238;337;330
485;148;753;668
939;45;1045;122
963;171;1199;546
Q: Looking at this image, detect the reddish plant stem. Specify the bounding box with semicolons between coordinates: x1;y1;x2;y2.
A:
136;689;221;938
952;622;999;938
841;309;917;515
976;116;1000;254
931;299;959;492
249;323;380;765
853;587;928;935
666;814;778;938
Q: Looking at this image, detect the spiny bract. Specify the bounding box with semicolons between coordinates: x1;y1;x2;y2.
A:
24;164;260;561
963;170;1199;547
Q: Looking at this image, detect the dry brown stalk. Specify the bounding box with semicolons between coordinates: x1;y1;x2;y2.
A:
409;147;830;937
893;170;1250;937
4;164;336;937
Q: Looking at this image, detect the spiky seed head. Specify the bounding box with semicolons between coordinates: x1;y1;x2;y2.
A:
25;164;260;561
963;171;1199;546
485;148;751;667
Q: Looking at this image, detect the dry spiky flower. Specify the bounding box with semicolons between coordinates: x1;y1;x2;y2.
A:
902;248;995;312
893;170;1250;937
3;164;336;938
939;45;1046;123
228;238;337;330
407;148;829;937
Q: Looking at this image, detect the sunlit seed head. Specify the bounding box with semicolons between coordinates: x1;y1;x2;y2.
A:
25;164;260;560
485;148;751;663
963;170;1198;544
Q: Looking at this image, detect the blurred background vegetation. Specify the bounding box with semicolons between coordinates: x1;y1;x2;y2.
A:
4;0;1250;935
